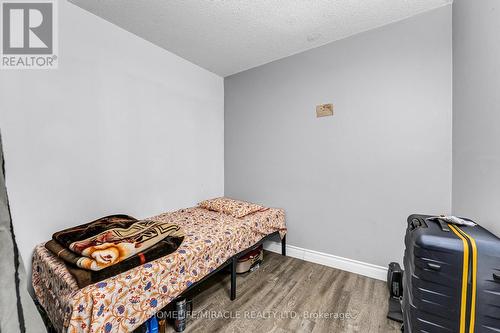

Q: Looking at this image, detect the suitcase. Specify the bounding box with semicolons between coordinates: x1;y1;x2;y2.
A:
403;214;500;333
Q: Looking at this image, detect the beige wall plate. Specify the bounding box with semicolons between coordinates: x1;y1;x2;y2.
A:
316;104;334;117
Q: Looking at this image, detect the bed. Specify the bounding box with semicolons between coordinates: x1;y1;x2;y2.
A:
32;206;286;333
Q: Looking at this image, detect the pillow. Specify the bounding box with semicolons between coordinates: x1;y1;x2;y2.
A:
198;197;267;218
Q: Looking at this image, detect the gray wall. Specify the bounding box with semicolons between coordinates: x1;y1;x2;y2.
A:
0;1;224;268
452;0;500;237
225;6;452;267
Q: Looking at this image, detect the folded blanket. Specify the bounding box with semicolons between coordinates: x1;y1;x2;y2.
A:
45;236;184;288
53;214;139;246
50;214;185;270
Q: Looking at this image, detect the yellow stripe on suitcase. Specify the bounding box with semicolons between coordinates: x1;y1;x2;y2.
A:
449;224;478;333
455;225;478;333
449;224;469;333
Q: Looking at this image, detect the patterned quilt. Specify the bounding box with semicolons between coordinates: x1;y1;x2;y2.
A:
32;207;286;333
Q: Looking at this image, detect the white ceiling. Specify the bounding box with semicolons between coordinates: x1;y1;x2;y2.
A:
69;0;451;77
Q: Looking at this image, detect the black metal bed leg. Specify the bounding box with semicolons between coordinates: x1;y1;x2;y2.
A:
281;235;286;256
230;257;236;301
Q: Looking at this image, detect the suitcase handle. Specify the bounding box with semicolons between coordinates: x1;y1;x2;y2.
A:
409;217;427;230
493;273;500;282
423;217;450;232
437;220;450;232
427;263;441;271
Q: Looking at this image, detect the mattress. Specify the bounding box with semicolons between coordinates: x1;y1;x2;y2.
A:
32;207;286;333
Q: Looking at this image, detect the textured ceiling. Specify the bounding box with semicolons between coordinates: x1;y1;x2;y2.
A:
69;0;451;77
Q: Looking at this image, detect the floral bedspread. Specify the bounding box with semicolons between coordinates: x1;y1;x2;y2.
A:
32;207;286;333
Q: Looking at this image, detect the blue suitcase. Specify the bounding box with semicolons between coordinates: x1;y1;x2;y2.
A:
403;214;500;332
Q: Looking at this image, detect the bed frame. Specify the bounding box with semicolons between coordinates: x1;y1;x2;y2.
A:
38;232;287;332
172;231;286;302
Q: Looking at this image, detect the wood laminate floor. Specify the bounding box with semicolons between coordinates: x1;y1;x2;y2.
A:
164;251;401;333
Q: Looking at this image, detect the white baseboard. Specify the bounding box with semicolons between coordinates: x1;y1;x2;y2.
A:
263;241;387;281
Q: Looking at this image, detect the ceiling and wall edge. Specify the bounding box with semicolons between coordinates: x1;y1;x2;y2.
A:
225;2;453;77
69;0;452;77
